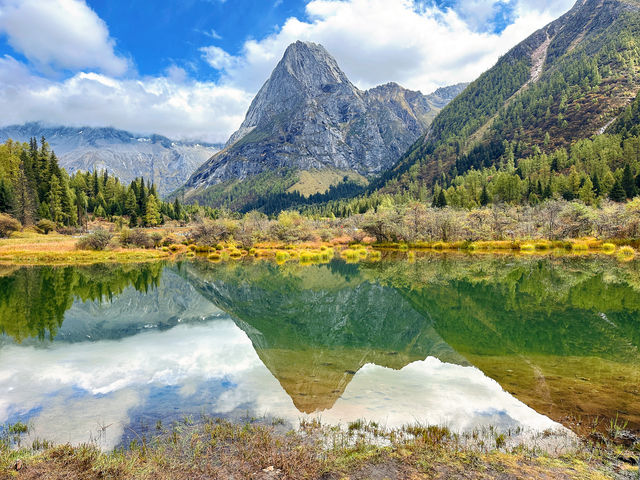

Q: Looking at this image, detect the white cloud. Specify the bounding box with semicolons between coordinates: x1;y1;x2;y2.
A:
200;45;237;70
0;0;128;75
0;320;568;450
0;0;576;142
0;55;251;142
213;0;576;93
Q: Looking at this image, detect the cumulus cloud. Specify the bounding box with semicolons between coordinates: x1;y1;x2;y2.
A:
0;55;251;142
0;0;128;75
213;0;576;93
0;320;566;449
200;45;237;70
0;0;576;141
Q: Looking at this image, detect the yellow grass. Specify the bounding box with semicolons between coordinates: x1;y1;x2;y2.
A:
286;169;367;197
0;232;170;266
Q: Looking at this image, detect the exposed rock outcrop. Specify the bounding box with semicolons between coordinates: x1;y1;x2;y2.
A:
182;41;466;199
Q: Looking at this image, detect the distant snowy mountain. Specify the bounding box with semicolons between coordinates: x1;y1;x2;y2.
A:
0;123;222;196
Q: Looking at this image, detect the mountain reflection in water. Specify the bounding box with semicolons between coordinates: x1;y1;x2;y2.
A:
0;256;638;449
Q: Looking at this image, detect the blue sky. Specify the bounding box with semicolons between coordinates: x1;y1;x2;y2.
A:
84;0;309;81
73;0;517;81
0;0;575;142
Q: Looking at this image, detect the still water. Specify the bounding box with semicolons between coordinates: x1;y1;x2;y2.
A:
0;255;639;449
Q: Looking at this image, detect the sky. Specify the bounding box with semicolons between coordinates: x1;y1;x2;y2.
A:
0;0;575;143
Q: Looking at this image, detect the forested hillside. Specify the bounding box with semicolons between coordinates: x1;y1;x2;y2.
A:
376;0;640;199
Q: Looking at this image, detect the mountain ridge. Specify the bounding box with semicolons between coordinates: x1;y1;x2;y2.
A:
375;0;640;194
0;123;222;196
178;41;467;208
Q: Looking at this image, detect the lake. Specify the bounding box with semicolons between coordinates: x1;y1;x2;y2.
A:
0;254;639;450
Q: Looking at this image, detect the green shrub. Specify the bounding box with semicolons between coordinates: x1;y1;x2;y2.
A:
150;231;164;247
77;230;113;251
36;219;57;234
120;228;153;249
275;251;290;262
0;213;21;238
369;250;382;260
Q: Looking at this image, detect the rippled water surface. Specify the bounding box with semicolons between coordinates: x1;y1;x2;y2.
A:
1;255;639;449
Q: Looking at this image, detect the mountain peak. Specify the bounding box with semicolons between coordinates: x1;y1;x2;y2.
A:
183;42;466;208
276;40;351;90
225;40;357;147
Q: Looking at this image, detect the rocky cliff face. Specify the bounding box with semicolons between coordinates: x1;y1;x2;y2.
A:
182;41;466;199
0;123;221;195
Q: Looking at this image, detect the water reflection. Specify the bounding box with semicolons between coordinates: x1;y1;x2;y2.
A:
0;255;638;448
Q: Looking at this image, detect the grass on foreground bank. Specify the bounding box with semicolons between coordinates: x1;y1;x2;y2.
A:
1;418;638;480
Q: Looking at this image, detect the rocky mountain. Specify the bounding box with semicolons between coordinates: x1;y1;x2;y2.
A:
177;261;467;413
376;0;640;193
178;41;466;208
0;123;222;196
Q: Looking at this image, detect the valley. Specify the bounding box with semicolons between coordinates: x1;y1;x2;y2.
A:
2;0;640;478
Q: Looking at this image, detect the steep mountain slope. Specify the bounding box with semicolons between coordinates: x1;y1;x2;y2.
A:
0;123;221;195
378;0;640;194
178;41;466;209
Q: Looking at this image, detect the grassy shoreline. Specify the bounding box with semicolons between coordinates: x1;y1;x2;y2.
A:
0;232;172;266
0;238;635;267
2;418;638;480
0;217;638;266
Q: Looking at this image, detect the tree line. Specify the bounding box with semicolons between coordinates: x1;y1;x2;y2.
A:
0;137;188;229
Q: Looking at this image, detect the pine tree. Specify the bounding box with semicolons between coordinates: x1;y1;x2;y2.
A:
125;188;138;216
480;184;490;206
48;175;64;224
622;163;637;198
94;205;106;218
76;190;87;230
92;170;100;198
579;177;595;205
610;179;627;202
173;196;182;220
137;177;148;216
13;163;37;226
432;189;447;208
0;178;13;213
145;194;161;226
592;173;601;196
